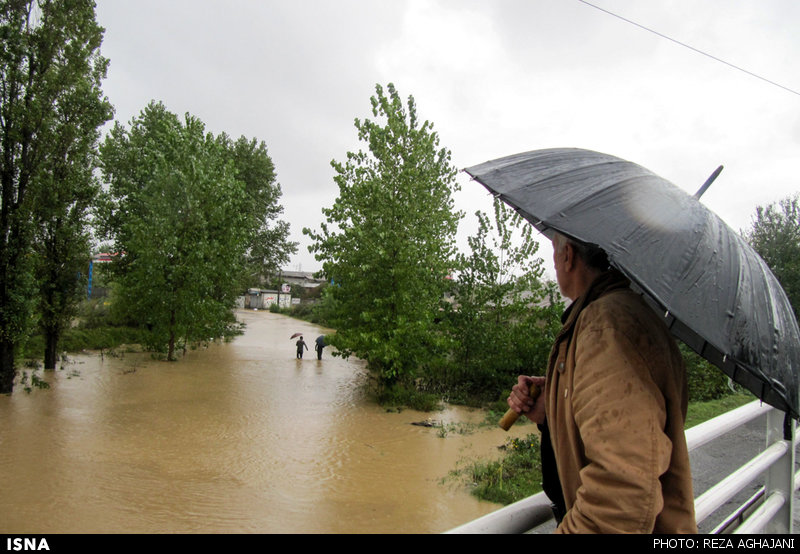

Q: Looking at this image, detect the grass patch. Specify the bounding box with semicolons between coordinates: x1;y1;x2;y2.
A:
685;392;756;430
450;433;543;506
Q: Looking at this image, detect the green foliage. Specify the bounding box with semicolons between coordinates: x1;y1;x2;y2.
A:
307;284;341;326
216;134;297;284
681;343;734;402
744;194;800;320
304;83;462;389
435;199;564;401
97;103;293;360
0;0;111;390
30;8;113;367
376;383;444;412
454;433;543;505
98;102;251;360
18;369;51;393
22;324;150;358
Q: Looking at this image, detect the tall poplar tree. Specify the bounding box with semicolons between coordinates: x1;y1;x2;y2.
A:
0;0;111;390
304;83;462;388
99;102;250;361
217;134;297;283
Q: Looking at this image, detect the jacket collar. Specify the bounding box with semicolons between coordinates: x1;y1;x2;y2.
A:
559;269;631;334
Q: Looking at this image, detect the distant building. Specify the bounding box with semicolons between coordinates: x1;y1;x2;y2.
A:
280;270;326;289
243;288;292;310
239;270;325;310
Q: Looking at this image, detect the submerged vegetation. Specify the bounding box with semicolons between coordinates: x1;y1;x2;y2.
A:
19;297;147;360
453;433;544;506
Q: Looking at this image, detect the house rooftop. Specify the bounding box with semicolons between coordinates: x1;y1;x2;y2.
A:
280;270;326;288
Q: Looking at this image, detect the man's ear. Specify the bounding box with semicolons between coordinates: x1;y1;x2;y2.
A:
563;242;576;271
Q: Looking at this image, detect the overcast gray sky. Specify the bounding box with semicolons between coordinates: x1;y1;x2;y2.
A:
93;0;800;275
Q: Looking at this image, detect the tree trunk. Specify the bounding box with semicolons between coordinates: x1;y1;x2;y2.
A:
1;339;15;394
44;329;59;370
168;332;175;361
167;309;176;361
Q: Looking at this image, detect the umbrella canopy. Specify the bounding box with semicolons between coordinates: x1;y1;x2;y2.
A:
290;333;303;340
465;148;800;420
316;335;326;347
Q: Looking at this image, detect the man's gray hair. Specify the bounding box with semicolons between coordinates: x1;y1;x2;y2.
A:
553;233;609;271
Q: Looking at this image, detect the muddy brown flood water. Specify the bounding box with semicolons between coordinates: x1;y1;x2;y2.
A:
0;310;536;534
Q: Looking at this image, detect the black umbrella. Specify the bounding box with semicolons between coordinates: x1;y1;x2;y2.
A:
465;148;800;420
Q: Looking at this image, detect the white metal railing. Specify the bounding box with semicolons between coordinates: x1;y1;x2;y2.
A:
446;400;797;534
444;491;555;534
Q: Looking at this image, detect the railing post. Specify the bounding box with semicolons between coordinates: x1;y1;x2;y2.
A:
763;409;795;533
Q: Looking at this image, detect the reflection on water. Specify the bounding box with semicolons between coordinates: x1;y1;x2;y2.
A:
0;310;534;534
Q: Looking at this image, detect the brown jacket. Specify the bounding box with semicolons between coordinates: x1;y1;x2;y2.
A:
545;271;697;533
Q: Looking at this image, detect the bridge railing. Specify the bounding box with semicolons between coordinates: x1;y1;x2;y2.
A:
446;400;797;534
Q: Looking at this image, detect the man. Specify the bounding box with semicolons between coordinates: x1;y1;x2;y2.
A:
296;336;308;359
508;233;697;534
315;335;325;360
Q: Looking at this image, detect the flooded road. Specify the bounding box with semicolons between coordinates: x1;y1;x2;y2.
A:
0;310;534;534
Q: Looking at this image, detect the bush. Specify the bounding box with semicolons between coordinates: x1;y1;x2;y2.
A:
376;383;444;412
459;433;543;505
681;344;734;402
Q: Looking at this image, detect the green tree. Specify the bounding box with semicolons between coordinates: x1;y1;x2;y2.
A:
217;134;296;284
99;102;250;360
0;0;111;390
304;83;461;388
440;198;562;399
32;124;110;370
745;194;800;320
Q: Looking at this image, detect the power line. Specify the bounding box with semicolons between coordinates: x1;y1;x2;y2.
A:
577;0;800;97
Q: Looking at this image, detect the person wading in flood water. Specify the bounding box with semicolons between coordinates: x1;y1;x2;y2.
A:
507;233;697;534
296;336;308;359
315;335;325;360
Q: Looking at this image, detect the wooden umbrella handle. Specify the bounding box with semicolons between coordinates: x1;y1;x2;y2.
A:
499;383;541;431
